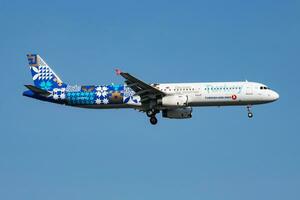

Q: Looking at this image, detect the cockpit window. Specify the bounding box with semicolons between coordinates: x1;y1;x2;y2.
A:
260;86;270;90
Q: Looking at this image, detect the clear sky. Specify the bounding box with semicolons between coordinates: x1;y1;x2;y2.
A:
0;0;299;199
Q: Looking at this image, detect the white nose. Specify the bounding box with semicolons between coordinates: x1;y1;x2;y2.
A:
272;91;280;101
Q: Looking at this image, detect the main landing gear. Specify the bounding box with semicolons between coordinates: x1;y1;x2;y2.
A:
147;109;159;125
247;105;253;118
150;116;158;125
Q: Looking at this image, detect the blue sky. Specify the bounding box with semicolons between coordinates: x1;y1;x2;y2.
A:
0;0;299;199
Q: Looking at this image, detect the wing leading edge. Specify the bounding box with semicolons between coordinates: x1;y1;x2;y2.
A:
116;69;166;103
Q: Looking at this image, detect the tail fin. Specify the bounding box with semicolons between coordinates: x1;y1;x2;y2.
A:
26;54;67;91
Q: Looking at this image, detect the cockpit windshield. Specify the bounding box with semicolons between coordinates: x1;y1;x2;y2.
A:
260;86;270;90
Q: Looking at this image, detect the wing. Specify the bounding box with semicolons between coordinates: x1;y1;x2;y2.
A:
116;69;166;103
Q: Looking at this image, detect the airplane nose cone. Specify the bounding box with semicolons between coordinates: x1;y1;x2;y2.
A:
272;91;280;101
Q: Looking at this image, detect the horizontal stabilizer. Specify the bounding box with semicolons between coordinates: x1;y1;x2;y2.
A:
24;85;51;96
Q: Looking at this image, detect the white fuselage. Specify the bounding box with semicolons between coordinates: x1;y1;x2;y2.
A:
152;81;279;108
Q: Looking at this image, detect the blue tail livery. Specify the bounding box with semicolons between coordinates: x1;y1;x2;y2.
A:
27;54;67;90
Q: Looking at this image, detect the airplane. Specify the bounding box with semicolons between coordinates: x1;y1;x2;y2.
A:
23;54;279;125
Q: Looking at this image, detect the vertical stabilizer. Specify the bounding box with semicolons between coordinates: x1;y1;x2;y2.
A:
26;54;67;91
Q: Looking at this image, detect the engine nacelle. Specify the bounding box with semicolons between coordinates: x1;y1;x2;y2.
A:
161;95;188;107
162;107;193;119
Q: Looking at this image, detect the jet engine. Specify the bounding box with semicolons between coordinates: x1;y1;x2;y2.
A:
162;107;192;119
161;95;188;107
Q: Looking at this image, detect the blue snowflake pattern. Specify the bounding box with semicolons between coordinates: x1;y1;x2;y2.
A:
39;81;53;90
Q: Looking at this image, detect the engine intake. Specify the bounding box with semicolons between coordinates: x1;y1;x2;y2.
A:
162;107;192;119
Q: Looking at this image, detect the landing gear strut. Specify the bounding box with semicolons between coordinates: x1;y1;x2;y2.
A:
247;105;253;118
146;109;155;117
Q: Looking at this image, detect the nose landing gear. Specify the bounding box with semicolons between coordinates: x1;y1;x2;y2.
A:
247;105;253;118
248;112;253;118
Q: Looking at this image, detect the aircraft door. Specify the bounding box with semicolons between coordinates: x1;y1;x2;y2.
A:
246;85;253;95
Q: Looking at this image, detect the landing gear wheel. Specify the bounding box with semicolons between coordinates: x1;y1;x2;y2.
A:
248;112;253;118
150;117;158;125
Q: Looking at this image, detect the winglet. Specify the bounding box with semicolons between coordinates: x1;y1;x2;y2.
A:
115;68;122;75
